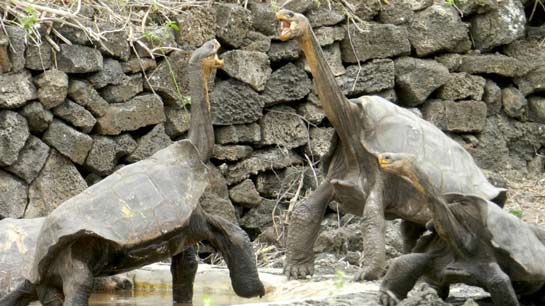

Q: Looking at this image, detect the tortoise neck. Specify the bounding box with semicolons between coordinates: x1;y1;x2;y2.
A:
188;63;214;162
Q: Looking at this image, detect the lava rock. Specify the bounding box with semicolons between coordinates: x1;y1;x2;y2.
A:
502;87;527;120
215;3;252;48
315;26;345;46
378;0;414;25
0;71;37;109
68;80;110;117
144;50;193;105
460;54;530;78
43;120;93;165
25;150;87;218
268;40;300;62
52;100;97;133
341;22;410;63
215;123;262;145
121;57;157;74
210;79;265;125
470;0;526;51
212;145;253;162
96;94;165;135
0;170;28;219
175;6;216;48
336;59;395;97
87;58;126;89
125;124;173;162
221;50;272;92
408;4;471;56
394;57;450;106
296;102;325;125
85;134;137;176
305;127;335;161
20;102;53;133
483;79;502;116
164;106;191;138
100;74;143;103
0;111;29;167
4;26;26;72
528;96;545;124
25;43;52;70
6;136;50;184
55;44;103;73
436;72;486;101
302;42;346;76
423;100;487;133
260;105;309;149
515;66;545;96
262;63;312;106
229;179;263;209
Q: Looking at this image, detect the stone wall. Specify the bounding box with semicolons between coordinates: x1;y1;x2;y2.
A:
0;0;544;244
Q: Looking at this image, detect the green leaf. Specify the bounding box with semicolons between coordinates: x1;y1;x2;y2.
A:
510;209;523;219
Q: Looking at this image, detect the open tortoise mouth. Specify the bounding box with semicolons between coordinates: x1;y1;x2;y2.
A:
279;20;291;39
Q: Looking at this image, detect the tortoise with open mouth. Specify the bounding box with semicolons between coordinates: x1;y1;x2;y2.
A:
378;152;545;306
0;39;265;306
275;9;506;281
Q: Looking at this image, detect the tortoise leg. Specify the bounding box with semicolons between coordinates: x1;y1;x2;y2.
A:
379;253;432;306
171;246;198;304
36;285;64;306
0;279;37;306
284;181;333;279
355;180;386;281
473;262;519;306
400;220;426;253
60;258;93;306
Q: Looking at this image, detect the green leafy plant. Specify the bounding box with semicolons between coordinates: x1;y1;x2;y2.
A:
21;6;38;36
271;1;279;12
510;209;523;219
164;20;179;31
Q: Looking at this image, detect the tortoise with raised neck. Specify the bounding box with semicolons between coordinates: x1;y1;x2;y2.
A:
276;9;506;281
0;39;264;306
378;152;545;306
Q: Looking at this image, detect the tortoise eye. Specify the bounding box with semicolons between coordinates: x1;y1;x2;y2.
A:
288;12;294;17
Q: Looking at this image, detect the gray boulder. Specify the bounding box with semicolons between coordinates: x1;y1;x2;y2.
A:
125;124;173;162
302;42;345;77
210;79;265;125
55;44;103;73
229;179;263;209
394;57;450;106
134;26;177;58
0;170;28;219
164;106;191;138
423;100;487;133
0;71;37;109
436;72;486;101
25;150;87;218
268;40;300;62
341;22;410;63
502;87;527;120
255;165;316;200
25;43;52;70
99;24;130;61
221;50;272;92
100;74;143;103
483;79;502;116
68;80;110;117
248;2;276;36
225;148;303;185
434;53;464;72
515;66;545;96
121;57;157;74
296;102;325;125
215;123;262;145
84;134;136;176
215;3;252;48
336;59;395;97
87;58;126;89
34;69;69;109
43;120;93;165
96;94;165;135
20;102;53;133
240;199;283;232
315;26;345;46
0;111;29;167
262;63;312;106
307;3;345;27
144;50;192;105
460;54;531;77
4;26;26;72
504;38;545;70
408;4;471;56
378;0;414;25
52;100;97;133
241;31;271;53
453;0;497;16
305;127;335;161
6;136;50;184
175;6;216;48
528;96;545;124
0;31;9;73
470;0;526;51
260;105;309;149
212;145;253;162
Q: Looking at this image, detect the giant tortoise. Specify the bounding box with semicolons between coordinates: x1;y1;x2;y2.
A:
275;9;506;281
0;40;264;306
378;152;545;306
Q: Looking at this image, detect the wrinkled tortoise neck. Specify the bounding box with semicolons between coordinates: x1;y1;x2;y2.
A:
188;61;215;162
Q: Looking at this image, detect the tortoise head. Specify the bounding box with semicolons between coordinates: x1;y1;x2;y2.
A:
275;9;310;41
189;39;224;70
378;152;425;194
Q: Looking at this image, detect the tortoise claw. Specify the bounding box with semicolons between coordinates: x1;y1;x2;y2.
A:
378;289;400;306
283;262;314;280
